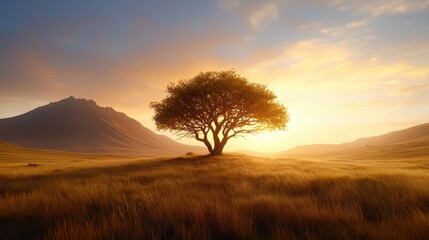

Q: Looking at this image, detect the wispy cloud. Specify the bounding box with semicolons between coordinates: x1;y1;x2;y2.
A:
320;20;369;37
219;0;280;30
244;39;429;113
395;83;429;95
340;99;400;109
249;3;278;29
346;20;368;28
334;0;429;16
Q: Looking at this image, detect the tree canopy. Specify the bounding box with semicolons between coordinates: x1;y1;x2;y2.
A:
150;70;289;155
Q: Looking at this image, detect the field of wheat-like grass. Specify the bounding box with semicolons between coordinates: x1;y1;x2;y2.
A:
1;147;428;239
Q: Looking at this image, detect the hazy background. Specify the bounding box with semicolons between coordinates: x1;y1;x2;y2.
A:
1;0;428;152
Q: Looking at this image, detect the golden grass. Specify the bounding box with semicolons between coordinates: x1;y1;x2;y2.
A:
1;147;429;239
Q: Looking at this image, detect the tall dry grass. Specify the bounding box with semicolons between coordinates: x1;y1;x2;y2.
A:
0;150;429;239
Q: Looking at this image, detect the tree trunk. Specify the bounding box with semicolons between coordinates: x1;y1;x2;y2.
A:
211;142;225;156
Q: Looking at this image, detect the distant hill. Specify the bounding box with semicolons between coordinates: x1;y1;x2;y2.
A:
0;142;22;150
0;96;204;155
280;123;429;156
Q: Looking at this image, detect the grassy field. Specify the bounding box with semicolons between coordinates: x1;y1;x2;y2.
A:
1;145;429;239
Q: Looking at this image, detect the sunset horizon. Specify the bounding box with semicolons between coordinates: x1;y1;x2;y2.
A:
1;94;427;154
1;1;428;153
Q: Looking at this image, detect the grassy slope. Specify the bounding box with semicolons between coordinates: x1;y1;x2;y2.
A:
1;146;429;239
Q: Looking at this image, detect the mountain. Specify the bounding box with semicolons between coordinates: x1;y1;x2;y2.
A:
0;96;204;155
281;123;429;156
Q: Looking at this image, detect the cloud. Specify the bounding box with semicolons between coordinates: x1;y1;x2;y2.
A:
0;6;241;121
234;38;429;151
249;3;278;29
346;20;368;28
219;0;280;30
333;0;429;16
340;99;397;108
320;19;369;39
243;39;429;105
395;83;429;95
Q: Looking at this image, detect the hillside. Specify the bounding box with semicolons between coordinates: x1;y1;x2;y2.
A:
281;123;429;156
0;97;204;155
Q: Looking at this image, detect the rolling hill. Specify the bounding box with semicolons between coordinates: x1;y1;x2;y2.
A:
0;96;204;155
281;123;429;157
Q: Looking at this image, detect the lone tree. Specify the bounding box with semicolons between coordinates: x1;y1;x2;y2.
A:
150;70;289;155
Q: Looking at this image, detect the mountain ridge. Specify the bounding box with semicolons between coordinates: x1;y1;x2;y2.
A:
0;96;204;155
280;122;429;156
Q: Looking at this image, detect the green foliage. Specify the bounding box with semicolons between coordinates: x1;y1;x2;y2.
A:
150;70;289;155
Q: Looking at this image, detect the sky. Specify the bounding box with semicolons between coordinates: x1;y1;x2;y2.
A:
1;0;429;153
